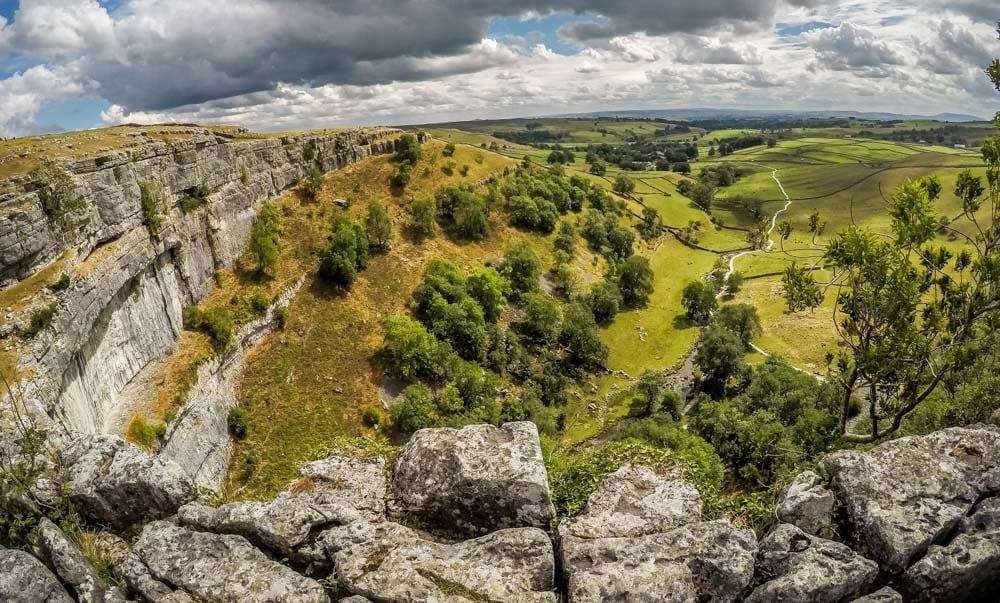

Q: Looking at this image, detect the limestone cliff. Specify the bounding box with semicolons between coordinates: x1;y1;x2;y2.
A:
0;127;401;436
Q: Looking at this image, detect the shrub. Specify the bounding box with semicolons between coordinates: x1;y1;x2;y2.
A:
516;293;561;344
459;164;470;177
391;163;412;188
248;202;281;277
127;416;167;450
618;255;654;308
48;273;71;292
273;306;288;329
362;407;384;428
183;305;235;352
300;166;325;200
442;142;457;157
366;202;392;252
395;134;423;166
139;180;166;232
240;163;250;186
391;384;436;434
409;196;438;241
22;304;57;338
32;160;85;230
180;183;210;212
318;217;369;287
503;240;541;296
381;315;443;380
249;292;270;315
227;407;249;439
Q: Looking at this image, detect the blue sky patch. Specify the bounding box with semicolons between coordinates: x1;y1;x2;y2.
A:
487;12;604;55
775;21;835;37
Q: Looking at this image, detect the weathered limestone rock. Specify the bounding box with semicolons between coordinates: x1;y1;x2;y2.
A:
36;518;108;603
562;521;757;603
389;422;555;535
559;464;701;539
822;425;1000;572
326;520;556;602
129;521;329;602
900;497;1000;601
849;587;903;602
177;452;385;569
59;434;196;530
0;547;74;602
747;523;878;603
558;465;755;602
776;470;835;537
339;597;372;603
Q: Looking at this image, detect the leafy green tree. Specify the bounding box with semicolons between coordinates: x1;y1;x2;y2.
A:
725;270;744;295
635;370;666;417
681;281;717;324
606;224;635;262
410;196;438;241
395;133;423;166
618;255;654;308
392;384;436;434
550;258;579;299
587;281;623;324
613;174;636;196
436;383;464;415
466;266;511;323
808;211;827;244
516;292;561;344
366;202;392;252
695;325;747;396
300;166;325;200
560;301;608;370
442;142;457;157
777;221;792;250
781;262;823;312
689;182;715;212
554;221;577;256
503;240;541;296
319;217;369;286
638;207;662;240
248;202;281;277
712;304;761;347
438;187;490;239
590;161;607;176
381;315;443;380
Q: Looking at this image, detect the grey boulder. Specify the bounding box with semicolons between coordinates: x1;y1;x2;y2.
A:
900;497;1000;601
849;587;903;602
60;434;196;531
326;520;556;602
822;425;1000;572
747;523;878;603
0;547;74;603
128;520;329;602
36;518;109;603
388;422;555;536
776;470;835;538
559;463;701;539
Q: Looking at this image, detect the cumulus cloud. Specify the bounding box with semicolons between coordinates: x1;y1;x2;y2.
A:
674;37;764;64
804;22;904;75
0;62;93;135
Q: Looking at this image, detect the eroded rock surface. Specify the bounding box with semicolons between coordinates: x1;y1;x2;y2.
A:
0;546;73;603
850;587;903;602
60;434;196;530
327;520;556;602
389;421;555;536
129;521;328;602
747;523;878;603
777;470;835;537
36;518;109;603
822;425;1000;572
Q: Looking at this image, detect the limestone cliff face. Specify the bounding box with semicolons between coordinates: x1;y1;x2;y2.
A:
1;128;401;434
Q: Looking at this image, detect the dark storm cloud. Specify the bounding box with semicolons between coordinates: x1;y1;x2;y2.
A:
0;0;839;111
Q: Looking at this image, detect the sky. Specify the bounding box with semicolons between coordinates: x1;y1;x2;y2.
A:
0;0;997;137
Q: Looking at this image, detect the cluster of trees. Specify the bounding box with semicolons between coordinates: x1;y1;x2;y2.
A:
586;141;698;171
500;169;589;233
317;201;392;287
546;149;575;165
381;241;612;434
493;129;566;144
711;134;767;156
391;134;423;188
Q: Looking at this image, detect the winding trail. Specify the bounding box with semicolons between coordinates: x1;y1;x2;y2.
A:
723;164;792;282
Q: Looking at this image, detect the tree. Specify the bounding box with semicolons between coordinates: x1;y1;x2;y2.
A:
382;315;442;380
638;207;662;240
726;271;744;295
713;303;761;347
410;196;438;241
781;262;823;312
516;292;561;343
560;301;608;370
808;211;827;244
587;281;623;324
319;217;368;286
635;370;666;417
613;174;636;197
606;224;635;262
442;142;457;157
554;221;577;256
618;255;654;308
392;384;437;434
300;166;325;200
366;202;392;252
681;281;718;324
590;161;607;176
689;182;715;212
503;240;541;296
395;133;423;166
777;220;792;250
695;325;746;395
466;266;511;323
248;202;281;277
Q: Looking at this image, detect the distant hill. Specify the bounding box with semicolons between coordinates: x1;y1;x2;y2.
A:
551;108;987;123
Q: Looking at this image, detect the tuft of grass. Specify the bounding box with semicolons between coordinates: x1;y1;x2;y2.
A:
125;414;166;450
415;569;491;602
21;303;57;338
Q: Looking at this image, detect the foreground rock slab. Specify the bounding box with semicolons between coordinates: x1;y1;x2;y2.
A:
0;547;73;603
850;587;903;602
326;520;556;602
389;421;555;536
36;518;113;603
129;521;328;602
900;497;1000;601
776;470;835;537
822;425;1000;572
747;523;878;603
60;434;196;531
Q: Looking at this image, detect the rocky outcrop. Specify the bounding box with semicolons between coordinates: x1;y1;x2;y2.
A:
850;587;903;602
36;518;115;603
558;463;756;602
128;521;329;602
327;521;556;602
177;452;385;571
388;421;556;536
822;425;1000;573
60;433;196;531
0;546;74;602
776;470;835;538
747;523;878;603
2;127;402;438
